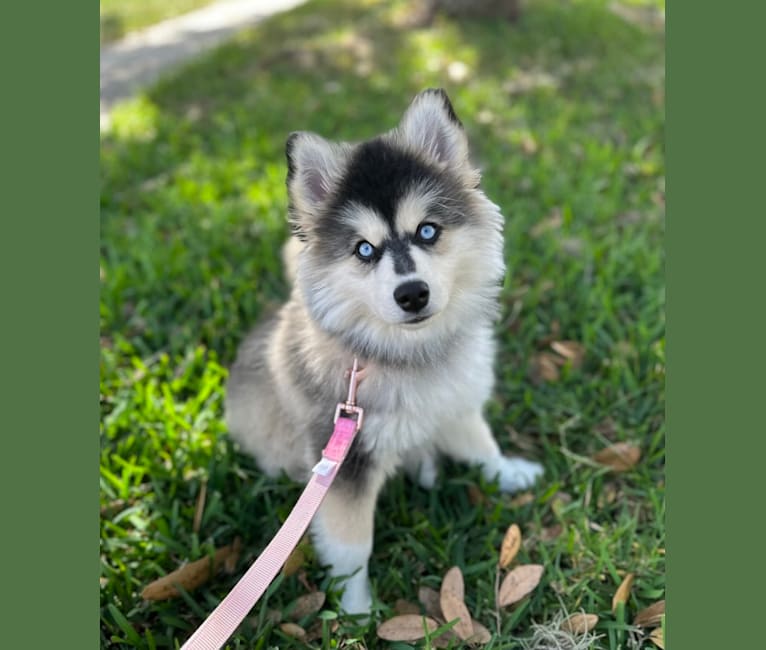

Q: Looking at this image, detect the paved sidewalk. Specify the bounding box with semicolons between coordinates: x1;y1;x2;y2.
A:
101;0;305;129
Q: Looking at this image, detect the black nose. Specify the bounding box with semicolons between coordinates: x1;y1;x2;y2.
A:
394;280;430;313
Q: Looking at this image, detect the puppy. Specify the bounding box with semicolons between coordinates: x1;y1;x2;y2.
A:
226;89;543;615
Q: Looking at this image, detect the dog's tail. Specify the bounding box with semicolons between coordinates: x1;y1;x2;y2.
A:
282;235;304;286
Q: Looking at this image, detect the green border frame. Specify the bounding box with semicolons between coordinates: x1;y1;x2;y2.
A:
667;1;766;648
0;1;97;646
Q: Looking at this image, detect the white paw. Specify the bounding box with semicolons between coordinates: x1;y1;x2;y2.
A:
485;456;544;493
339;572;372;617
416;456;438;489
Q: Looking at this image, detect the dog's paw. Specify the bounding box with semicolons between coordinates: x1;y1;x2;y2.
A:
339;576;372;619
487;456;544;493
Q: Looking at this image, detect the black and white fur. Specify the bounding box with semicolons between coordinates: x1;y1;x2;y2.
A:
226;89;543;615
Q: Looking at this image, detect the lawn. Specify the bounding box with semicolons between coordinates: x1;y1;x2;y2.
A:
100;0;665;648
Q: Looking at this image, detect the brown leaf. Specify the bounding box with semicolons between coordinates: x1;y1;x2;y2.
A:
540;524;563;542
510;491;535;508
192;478;208;534
497;564;544;607
531;352;561;383
279;622;306;640
593;443;641;472
468;619;492;644
377;615;439;642
440;566;474;640
560;613;599;634
141;540;241;600
634;600;665;627
550;340;586;368
394;599;421;616
288;591;326;620
530;209;562;238
418;586;443;620
282;547;305;577
223;537;242;574
499;524;522;568
467;483;487;506
612;573;635;612
649;627;665;649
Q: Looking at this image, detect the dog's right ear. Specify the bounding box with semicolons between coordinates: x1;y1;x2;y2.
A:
286;132;349;238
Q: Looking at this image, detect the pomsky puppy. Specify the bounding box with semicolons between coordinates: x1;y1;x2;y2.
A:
226;89;544;615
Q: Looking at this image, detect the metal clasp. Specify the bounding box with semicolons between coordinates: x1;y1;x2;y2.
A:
333;357;365;431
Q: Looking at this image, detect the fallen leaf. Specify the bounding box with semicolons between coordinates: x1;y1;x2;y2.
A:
560;613;599;634
634;600;665;627
499;524;522;568
612;573;635;612
141;539;241;600
540;524;563;542
467;483;487;506
550;340;586;368
279;622;306;640
649;627;665;648
223;537;242;574
418;586;443;620
440;566;474;640
593;443;641;472
531;352;561;383
498;564;544;607
192;478;207;534
377;615;439;642
282;547;305;577
394;599;421;616
530;210;562;238
288;591;326;620
468;619;492;644
510;491;535;508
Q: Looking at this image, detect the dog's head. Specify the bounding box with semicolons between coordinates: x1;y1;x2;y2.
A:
286;89;505;363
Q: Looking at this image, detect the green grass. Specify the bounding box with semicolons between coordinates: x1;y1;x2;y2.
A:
100;0;217;42
100;0;665;647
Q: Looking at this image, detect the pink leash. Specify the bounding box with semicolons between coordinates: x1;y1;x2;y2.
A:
180;360;365;650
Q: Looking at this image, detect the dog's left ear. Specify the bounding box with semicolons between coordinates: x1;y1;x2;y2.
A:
397;89;479;185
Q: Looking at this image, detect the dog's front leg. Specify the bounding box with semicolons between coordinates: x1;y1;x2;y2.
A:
310;471;383;615
439;410;543;493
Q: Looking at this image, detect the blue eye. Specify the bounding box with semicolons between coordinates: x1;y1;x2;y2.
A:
356;241;376;261
417;223;439;242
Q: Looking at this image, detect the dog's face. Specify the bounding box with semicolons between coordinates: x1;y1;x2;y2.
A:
286;89;505;363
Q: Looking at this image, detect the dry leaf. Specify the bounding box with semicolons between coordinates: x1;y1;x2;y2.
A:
649;627;665;648
223;537;242;574
440;566;474;640
468;619;492;644
288;591;326;620
531;352;561;383
467;483;487;506
634;600;665;627
560;613;599;634
279;622;306;640
418;586;443;620
510;491;535;508
550;340;586;368
377;615;439;642
499;524;522;568
394;599;421;616
593;443;641;472
282;547;305;577
530;210;562;238
540;524;563;542
141;539;241;600
612;573;635;612
498;564;544;607
192;478;207;534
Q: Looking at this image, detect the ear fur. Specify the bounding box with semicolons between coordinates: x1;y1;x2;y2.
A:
286;131;350;238
396;88;479;185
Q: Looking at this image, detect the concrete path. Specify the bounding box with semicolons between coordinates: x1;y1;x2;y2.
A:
101;0;305;129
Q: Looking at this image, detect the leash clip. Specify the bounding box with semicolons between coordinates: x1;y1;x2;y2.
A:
333;357;365;432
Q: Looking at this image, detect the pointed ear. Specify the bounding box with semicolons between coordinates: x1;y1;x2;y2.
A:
397;89;478;184
286;131;349;237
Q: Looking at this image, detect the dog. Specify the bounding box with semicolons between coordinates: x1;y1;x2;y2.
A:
225;89;544;615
